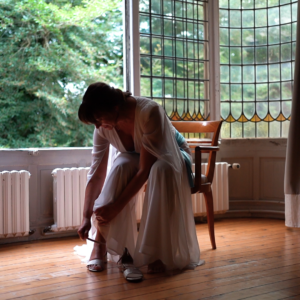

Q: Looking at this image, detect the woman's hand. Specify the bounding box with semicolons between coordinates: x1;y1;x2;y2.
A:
78;217;91;241
95;203;120;226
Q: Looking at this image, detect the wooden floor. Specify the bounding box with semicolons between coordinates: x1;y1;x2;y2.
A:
0;218;300;300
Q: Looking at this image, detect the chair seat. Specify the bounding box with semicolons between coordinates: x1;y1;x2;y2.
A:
193;173;208;184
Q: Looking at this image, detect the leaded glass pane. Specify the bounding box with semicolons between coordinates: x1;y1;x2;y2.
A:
151;0;161;14
221;102;230;118
242;10;254;28
257;121;268;138
255;28;268;45
269;101;280;118
230;0;241;9
242;0;254;9
269;83;281;100
243;84;255;101
282;82;292;99
231;66;242;82
256;47;268;64
231;102;242;119
268;26;280;44
140;0;209;122
255;9;267;27
220;0;229;9
281;43;291;61
256;1;267;8
231;84;242;100
256;84;268;101
282;100;292;117
280;4;291;24
281;62;292;80
268;45;280;62
244;102;255;119
256;102;268;119
244;122;255;137
220;9;229;27
282;120;290;137
220;0;296;137
281;24;292;42
269;64;280;82
268;7;279;26
231;121;242;137
140;0;149;12
243;47;254;64
243;66;255;82
230;47;242;64
269;121;281;137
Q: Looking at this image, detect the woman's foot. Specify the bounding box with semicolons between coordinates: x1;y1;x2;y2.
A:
118;248;144;282
87;232;107;272
147;260;166;274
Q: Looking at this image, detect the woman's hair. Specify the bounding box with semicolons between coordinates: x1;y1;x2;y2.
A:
78;82;131;125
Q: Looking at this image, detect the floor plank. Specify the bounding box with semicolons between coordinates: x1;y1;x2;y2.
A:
0;218;299;300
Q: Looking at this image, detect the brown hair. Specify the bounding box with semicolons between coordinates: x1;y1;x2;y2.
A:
78;82;131;125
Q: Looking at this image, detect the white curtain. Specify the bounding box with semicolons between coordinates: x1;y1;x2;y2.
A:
284;3;300;228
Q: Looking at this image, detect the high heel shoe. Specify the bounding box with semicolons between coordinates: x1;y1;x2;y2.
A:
86;238;107;272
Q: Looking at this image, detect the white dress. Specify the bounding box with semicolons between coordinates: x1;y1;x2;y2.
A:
80;96;201;271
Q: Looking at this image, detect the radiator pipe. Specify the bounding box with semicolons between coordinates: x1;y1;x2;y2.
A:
43;226;52;233
229;163;240;170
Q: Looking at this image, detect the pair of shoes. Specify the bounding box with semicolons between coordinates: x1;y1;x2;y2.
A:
118;248;143;282
87;253;107;272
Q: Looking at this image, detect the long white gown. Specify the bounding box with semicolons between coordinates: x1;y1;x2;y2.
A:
77;96;202;271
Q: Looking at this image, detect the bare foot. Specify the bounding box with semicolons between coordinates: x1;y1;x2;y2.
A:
147;260;166;274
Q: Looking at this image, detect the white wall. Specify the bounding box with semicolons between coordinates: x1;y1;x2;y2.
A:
219;138;286;219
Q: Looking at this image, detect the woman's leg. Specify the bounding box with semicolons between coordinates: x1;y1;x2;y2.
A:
92;152;141;262
134;159;200;271
133;160;174;271
88;227;107;271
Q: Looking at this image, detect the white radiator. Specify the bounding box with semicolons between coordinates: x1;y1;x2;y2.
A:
52;168;89;231
191;162;229;216
0;170;30;238
52;163;229;230
135;162;229;220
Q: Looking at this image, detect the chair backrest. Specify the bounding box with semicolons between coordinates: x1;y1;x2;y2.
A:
171;120;223;185
171;121;222;146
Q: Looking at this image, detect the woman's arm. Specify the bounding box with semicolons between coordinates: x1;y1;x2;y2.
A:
78;146;109;240
95;145;157;225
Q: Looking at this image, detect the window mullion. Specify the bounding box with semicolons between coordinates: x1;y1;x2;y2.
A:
208;0;220;121
124;0;141;96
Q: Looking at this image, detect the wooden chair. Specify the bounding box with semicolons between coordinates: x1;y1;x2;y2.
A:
171;120;223;250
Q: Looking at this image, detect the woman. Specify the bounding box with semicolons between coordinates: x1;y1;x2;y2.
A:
77;82;203;281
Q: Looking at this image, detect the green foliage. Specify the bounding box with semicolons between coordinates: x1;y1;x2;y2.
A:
0;0;123;148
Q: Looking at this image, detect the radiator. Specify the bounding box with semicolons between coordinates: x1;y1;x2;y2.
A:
191;162;229;216
0;170;30;238
135;162;229;220
52;163;229;230
52;168;90;231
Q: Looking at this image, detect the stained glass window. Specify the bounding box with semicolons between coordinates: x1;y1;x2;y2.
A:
139;0;209;123
220;0;297;138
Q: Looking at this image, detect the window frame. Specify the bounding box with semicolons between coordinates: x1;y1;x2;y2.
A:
124;0;221;122
124;0;293;139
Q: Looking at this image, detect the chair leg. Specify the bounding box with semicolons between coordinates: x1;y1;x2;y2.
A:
203;190;216;250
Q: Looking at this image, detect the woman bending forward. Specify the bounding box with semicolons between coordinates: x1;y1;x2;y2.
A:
77;82;202;280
